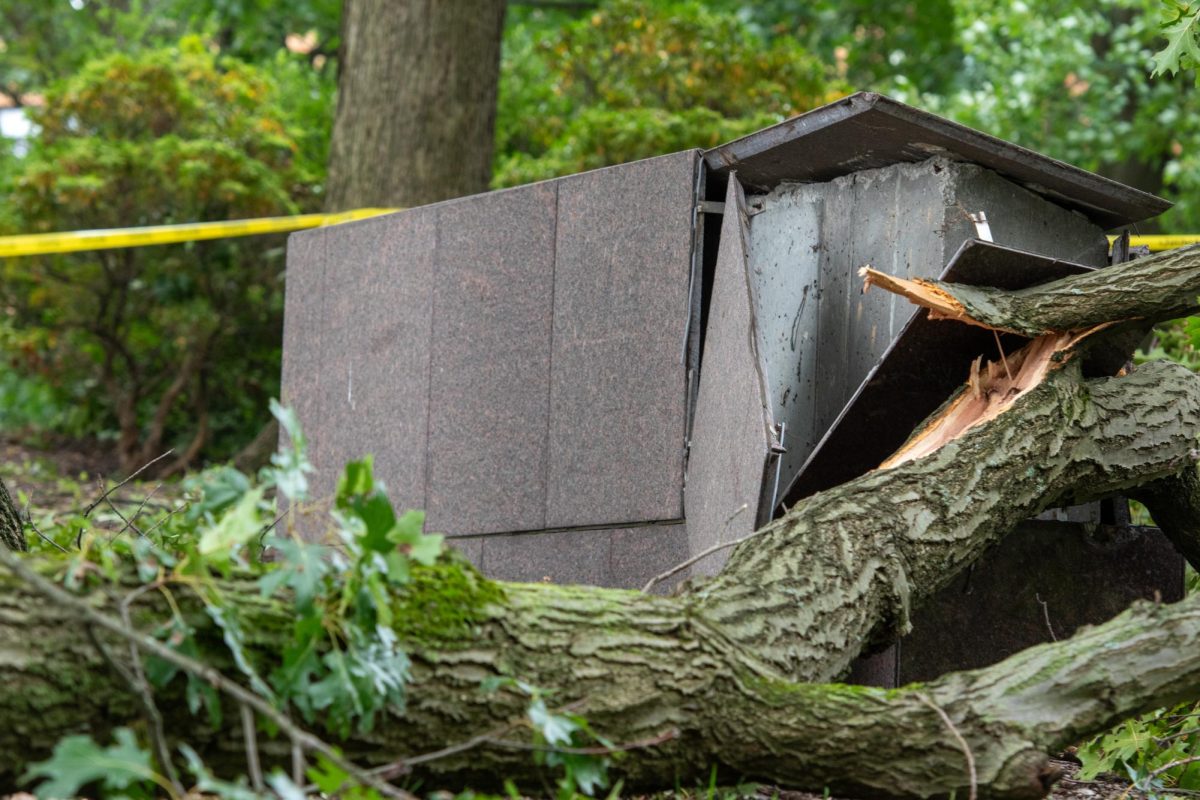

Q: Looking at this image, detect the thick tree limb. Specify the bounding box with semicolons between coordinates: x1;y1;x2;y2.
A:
4;356;1200;798
696;358;1200;682
862;242;1200;336
7;252;1200;797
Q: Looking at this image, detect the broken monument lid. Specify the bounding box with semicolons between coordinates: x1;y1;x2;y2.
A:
705;91;1170;230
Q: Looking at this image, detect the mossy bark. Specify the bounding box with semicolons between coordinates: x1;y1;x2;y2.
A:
0;474;26;552
4;357;1200;798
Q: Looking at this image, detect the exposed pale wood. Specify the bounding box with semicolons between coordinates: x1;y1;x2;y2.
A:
860;265;982;327
863;243;1200;336
881;330;1092;469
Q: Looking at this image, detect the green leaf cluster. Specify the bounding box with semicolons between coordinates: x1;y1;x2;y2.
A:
528;694;615;799
493;0;847;187
22;728;161;800
1152;1;1200;79
0;36;329;468
246;455;445;738
1077;703;1200;797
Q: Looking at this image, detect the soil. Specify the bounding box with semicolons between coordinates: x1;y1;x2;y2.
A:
745;759;1147;800
0;434;186;543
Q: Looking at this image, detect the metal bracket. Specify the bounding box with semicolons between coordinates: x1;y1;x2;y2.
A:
768;422;787;514
969;211;994;242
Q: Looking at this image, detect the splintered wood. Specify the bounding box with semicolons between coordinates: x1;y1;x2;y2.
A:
860;264;1108;470
880;333;1080;469
859;266;975;325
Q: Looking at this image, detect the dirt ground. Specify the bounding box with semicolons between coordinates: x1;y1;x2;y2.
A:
0;434;186;537
747;758;1146;800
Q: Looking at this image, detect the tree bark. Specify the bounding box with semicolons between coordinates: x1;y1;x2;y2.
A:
4;357;1200;797
862;242;1200;337
6;255;1200;797
0;474;25;552
324;0;508;210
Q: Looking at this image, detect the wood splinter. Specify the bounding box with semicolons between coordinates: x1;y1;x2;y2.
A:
880;332;1091;469
860;265;982;327
861;262;1124;469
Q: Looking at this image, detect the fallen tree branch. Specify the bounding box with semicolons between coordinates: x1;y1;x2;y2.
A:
862;242;1200;336
0;546;415;800
4;544;1200;798
916;693;977;800
5;252;1200;797
82;449;173;519
3;355;1200;797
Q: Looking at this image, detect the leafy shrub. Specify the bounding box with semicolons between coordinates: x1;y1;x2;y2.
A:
1;37;327;473
494;0;847;187
16;408;620;800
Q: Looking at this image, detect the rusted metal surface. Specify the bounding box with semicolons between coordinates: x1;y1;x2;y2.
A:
705;92;1170;230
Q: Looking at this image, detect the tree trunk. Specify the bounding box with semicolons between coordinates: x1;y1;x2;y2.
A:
5;253;1200;798
0;475;25;552
324;0;508;210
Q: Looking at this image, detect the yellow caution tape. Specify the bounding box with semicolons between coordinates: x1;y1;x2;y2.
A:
1121;235;1200;252
0;211;1195;258
0;208;399;258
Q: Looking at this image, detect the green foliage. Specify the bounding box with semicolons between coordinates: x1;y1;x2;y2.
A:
894;0;1200;231
711;0;963;94
23;727;160;799
1077;321;1199;798
1;38;328;468
20;412;462;797
1138;317;1200;370
1077;705;1200;797
1152;1;1200;79
1;0;179;103
303;755;383;800
0;0;338;100
528;694;614;798
0;367;84;438
494;0;847;187
173;453;444;739
13;408;644;799
166;0;341;64
180;744;271;800
495;0;1200;234
482;678;616;798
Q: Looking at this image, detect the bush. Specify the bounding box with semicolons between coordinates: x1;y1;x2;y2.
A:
494;0;847;187
1;37;327;474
